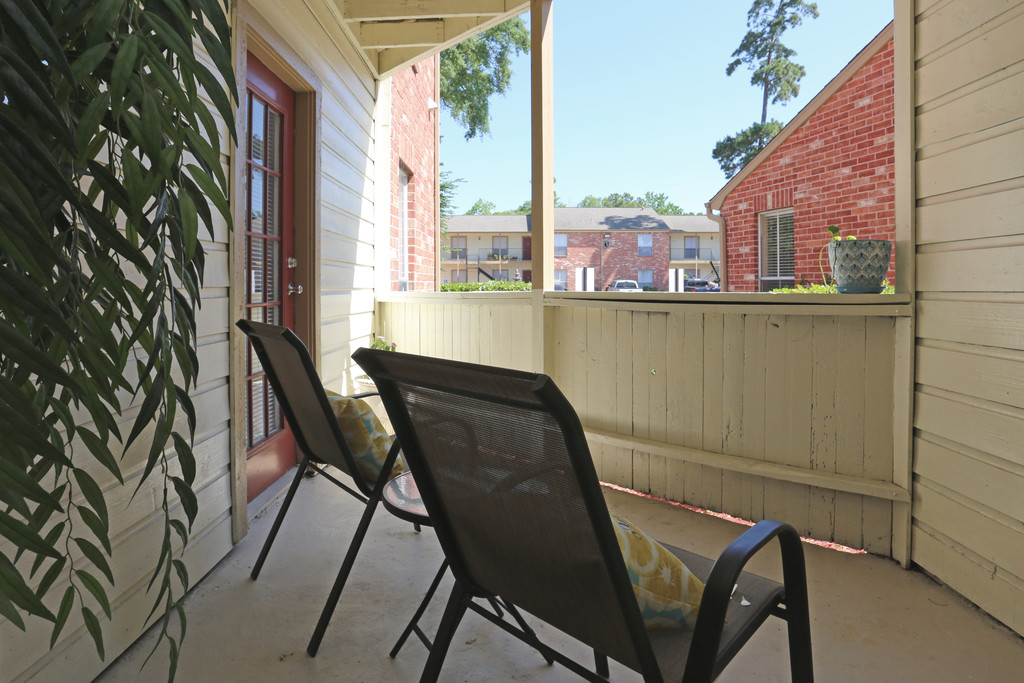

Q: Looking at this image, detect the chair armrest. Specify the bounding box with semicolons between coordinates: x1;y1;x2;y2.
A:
684;520;808;682
346;391;380;400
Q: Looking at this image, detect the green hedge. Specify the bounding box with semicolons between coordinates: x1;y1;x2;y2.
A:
771;282;895;294
441;281;533;292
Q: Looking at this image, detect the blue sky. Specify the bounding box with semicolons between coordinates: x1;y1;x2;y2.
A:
440;0;895;215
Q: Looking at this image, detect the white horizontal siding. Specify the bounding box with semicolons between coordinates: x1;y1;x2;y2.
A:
911;0;1024;639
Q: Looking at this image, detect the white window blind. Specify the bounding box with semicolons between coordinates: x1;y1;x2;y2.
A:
760;210;795;291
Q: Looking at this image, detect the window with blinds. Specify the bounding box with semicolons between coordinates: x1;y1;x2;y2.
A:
760;210;795;291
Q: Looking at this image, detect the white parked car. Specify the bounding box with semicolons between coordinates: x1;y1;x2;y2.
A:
609;279;643;292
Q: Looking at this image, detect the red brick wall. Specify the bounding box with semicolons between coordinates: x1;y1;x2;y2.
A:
557;231;671;290
722;39;896;292
389;57;438;291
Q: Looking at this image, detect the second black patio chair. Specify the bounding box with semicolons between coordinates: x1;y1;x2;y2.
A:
237;319;409;657
354;348;814;683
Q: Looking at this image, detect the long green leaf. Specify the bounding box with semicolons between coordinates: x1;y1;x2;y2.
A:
81;606;106;660
109;34;140;115
77;427;124;484
171;476;198;529
77;505;112;555
0;586;27;631
35;556;67;598
76;570;112;620
171;433;196;486
124;374;165;452
0;511;63;561
50;587;76;647
0;552;56;621
74;537;115;585
73;469;109;529
0;455;64;514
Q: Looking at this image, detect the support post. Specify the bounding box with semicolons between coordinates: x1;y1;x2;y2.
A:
530;0;554;372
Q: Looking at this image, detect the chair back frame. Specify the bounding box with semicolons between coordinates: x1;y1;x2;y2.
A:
354;348;665;678
238;319;374;498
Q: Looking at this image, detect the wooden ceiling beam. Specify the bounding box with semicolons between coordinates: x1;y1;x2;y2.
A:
370;47;431;75
356;17;481;48
343;0;515;22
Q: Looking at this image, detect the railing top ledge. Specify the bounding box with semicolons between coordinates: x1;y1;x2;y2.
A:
544;291;913;317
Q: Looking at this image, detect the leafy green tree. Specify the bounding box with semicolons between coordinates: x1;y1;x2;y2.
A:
712;120;785;177
0;0;235;674
466;199;497;215
440;18;530;139
440;167;463;232
576;192;692;215
713;0;819;176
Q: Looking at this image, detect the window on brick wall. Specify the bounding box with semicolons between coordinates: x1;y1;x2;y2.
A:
638;233;653;256
760;209;795;292
554;233;567;257
450;236;466;260
398;169;410;291
638;269;653;289
554;269;567;291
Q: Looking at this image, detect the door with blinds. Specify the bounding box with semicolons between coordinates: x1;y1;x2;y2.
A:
243;54;297;501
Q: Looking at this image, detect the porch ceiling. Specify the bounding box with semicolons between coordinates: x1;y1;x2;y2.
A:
329;0;531;79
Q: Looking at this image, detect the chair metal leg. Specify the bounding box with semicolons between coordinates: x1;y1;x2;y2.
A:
390;560;449;658
251;457;309;580
418;583;470;683
499;599;554;666
779;531;814;682
594;650;610;678
306;491;382;657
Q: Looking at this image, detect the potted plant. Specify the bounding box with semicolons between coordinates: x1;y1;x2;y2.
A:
824;225;892;294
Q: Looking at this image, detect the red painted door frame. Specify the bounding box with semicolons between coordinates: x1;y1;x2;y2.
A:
243;53;297;502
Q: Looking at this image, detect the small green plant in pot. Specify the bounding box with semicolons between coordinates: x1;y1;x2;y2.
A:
825;225;892;294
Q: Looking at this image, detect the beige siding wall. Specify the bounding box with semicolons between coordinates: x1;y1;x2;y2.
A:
376;293;534;371
1;3;383;680
378;294;911;554
911;0;1024;637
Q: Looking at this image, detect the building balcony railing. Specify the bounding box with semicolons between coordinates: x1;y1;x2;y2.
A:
670;247;715;261
444;248;530;263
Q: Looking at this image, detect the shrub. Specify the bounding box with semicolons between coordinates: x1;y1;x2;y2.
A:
771;282;894;294
441;281;532;292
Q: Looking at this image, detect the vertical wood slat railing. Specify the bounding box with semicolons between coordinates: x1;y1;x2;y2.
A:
376;292;912;557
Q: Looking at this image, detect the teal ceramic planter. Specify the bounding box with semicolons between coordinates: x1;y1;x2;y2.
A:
827;239;892;294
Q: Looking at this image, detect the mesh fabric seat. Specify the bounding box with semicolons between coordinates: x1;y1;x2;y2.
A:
237;319;408;657
354;348;813;683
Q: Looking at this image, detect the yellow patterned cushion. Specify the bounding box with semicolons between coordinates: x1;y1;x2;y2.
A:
609;511;704;629
325;391;404;483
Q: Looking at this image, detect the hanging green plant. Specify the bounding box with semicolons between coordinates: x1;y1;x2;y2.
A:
0;0;236;677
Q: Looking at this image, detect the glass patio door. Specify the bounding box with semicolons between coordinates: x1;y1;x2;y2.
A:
244;53;297;502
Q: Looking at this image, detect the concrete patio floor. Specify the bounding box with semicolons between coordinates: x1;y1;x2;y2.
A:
98;469;1024;682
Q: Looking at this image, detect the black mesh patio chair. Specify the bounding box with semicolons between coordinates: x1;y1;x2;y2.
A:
237;319;411;657
354;348;814;683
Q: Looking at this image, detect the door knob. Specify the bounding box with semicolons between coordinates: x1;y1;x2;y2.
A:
288;283;303;296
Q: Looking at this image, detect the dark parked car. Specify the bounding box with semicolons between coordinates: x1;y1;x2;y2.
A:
683;278;720;292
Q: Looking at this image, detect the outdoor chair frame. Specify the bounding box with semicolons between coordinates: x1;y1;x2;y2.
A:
237;319;408;657
354;348;813;683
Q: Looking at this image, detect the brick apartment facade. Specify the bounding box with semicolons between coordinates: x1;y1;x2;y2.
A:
444;209;720;291
709;24;895;292
389;57;438;291
556;230;672;291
